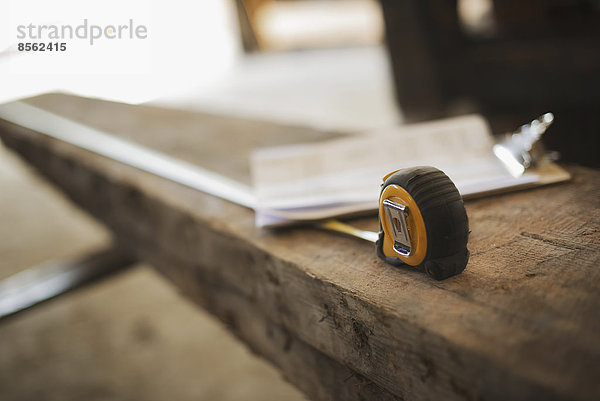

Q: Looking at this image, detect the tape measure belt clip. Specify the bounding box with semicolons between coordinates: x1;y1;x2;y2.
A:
381;199;411;256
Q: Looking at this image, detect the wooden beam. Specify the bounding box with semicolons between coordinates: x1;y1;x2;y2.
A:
1;94;599;400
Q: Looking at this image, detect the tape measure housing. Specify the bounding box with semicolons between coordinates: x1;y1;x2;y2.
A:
376;166;470;280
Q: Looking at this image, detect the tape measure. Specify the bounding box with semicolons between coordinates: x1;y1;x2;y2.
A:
320;166;469;280
376;166;469;280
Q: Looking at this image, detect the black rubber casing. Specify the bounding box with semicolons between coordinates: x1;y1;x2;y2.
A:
376;167;470;280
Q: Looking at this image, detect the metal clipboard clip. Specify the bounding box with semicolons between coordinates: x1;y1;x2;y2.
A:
493;113;557;177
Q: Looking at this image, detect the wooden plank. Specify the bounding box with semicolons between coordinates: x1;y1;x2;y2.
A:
1;94;599;401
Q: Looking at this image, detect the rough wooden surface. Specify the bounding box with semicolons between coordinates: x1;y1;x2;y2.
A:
1;94;599;401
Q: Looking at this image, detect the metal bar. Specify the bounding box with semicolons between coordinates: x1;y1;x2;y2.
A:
0;102;258;209
0;247;135;319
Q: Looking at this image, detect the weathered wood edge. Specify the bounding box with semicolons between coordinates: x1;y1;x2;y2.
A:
154;250;402;401
1;118;598;401
0;120;402;401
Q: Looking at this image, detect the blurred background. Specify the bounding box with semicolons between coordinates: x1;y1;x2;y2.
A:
1;0;599;400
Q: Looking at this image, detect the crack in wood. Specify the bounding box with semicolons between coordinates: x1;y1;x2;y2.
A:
520;232;588;251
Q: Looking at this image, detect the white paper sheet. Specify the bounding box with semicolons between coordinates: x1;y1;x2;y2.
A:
251;115;539;226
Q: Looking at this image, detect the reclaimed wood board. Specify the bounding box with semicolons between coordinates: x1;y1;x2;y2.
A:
1;94;599;401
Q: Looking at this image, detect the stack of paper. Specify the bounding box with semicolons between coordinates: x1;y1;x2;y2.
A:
251;115;567;227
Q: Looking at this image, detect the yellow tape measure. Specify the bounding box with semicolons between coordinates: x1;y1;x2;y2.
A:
376;166;469;280
321;166;469;280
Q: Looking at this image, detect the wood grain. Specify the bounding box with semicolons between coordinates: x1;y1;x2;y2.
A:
1;94;598;401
